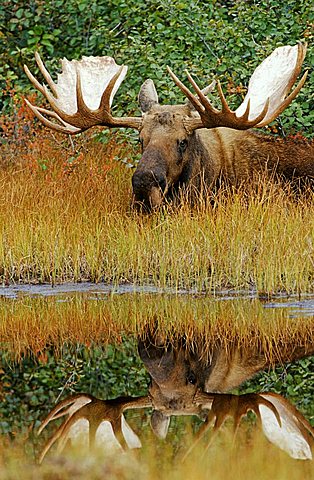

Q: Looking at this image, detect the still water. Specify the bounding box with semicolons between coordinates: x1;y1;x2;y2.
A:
0;285;313;477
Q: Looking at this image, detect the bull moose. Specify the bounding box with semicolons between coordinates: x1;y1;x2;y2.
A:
24;43;313;210
37;331;314;462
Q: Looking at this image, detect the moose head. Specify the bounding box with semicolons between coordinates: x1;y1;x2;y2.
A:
24;43;310;210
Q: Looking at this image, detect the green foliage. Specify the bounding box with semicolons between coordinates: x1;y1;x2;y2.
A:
0;343;313;440
0;0;313;134
238;355;314;425
0;340;149;436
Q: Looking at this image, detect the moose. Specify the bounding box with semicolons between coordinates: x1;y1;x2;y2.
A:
24;43;313;210
37;331;314;462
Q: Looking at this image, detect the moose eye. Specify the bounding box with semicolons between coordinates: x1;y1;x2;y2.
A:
178;139;188;152
187;372;197;385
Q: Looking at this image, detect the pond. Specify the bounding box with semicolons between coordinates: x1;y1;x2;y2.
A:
0;287;313;479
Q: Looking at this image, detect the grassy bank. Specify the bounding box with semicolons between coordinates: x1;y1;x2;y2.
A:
0;131;313;294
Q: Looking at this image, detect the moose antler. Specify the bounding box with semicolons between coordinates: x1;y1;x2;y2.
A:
169;43;307;130
37;393;152;463
24;53;142;134
191;391;314;460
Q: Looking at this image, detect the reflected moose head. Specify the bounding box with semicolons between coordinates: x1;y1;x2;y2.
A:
37;333;314;462
137;334;261;436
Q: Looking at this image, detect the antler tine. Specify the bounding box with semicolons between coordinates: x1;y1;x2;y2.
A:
185;70;218;114
201;79;216;96
34;52;58;97
24;99;82;134
38;394;93;435
99;65;125;112
75;69;90;118
39;417;73;464
181;410;216;462
167;66;205;113
35;106;76;127
24;64;47;97
215;81;232;114
238;98;251;122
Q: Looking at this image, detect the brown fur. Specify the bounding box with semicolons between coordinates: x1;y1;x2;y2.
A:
138;334;314;422
132;104;314;209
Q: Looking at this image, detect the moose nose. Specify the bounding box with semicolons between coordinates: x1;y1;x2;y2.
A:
132;170;167;196
168;398;184;410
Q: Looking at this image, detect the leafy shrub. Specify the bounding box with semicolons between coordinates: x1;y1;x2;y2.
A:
0;0;313;136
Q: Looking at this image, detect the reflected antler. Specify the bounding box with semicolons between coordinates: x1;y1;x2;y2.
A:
192;391;313;460
37;390;313;463
38;393;152;463
24;53;142;134
259;392;314;460
169;43;307;130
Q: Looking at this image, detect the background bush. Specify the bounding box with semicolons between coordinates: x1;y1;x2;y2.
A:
0;0;313;136
0;343;313;441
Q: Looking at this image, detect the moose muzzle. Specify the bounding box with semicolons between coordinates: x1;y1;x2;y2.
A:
132;168;167;209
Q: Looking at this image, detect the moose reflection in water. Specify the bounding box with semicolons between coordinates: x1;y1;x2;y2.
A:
37;332;314;462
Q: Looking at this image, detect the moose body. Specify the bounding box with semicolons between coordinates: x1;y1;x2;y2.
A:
132;102;314;207
24;43;312;209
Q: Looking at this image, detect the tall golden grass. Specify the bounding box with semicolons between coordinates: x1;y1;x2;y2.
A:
0;131;313;294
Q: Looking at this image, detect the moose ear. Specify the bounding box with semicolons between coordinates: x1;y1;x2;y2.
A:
150;410;170;439
138;341;175;382
138;79;159;113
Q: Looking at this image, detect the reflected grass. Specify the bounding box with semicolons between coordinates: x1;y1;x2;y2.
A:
0;294;313;364
0;293;313;478
0;136;313;293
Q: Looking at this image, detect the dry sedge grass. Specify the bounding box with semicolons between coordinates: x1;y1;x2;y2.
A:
0;427;313;480
0;129;313;293
0;294;313;363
